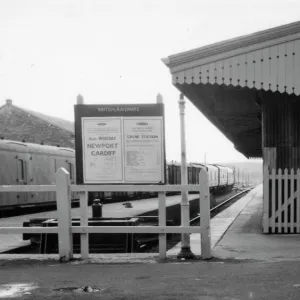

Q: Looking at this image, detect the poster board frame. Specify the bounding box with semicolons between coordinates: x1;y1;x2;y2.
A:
74;103;166;185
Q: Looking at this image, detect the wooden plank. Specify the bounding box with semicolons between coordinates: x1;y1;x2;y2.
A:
297;169;300;233
208;62;216;84
177;72;185;84
0;185;56;192
72;226;203;234
158;191;166;260
294;40;300;95
223;58;230;86
80;191;89;260
262;47;271;91
71;184;202;193
56;168;73;262
284;168;288;233
0;227;59;234
216;60;223;85
254;50;262;90
274;223;300;227
172;74;177;85
271;168;276;233
286;41;294;95
0;226;203;235
270;45;278;92
184;69;193;84
200;65;208;84
271;189;297;221
246;52;254;88
275;174;299;180
199;169;211;259
192;66;201;84
238;54;246;87
231;56;239;86
278;169;282;233
263;167;270;233
290;168;295;233
277;43;286;93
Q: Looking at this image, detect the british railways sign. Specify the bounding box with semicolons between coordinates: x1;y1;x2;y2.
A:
74;104;166;184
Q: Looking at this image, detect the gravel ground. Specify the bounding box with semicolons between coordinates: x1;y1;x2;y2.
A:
1;258;300;299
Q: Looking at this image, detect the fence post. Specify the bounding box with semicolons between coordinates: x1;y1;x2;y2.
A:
263;167;269;233
158;191;166;260
80;191;89;260
56;168;73;262
199;169;211;259
297;169;300;233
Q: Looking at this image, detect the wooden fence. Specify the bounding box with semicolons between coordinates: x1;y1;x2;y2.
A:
0;168;212;261
263;168;300;233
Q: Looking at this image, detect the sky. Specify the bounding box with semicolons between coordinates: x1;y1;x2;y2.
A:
0;0;299;163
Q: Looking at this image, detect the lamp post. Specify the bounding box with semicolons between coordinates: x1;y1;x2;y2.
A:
177;93;195;259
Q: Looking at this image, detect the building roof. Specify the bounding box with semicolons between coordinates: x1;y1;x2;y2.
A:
23;108;74;133
0;99;74;133
163;21;300;158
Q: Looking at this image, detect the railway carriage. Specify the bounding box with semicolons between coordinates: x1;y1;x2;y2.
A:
0;139;235;213
215;165;228;187
226;167;234;189
0;139;78;211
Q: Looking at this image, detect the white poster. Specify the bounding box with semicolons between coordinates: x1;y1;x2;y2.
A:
82;118;123;183
123;118;164;183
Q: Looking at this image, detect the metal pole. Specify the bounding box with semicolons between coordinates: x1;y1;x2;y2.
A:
177;93;195;259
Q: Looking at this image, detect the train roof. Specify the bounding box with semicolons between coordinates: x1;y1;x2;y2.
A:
0;139;75;156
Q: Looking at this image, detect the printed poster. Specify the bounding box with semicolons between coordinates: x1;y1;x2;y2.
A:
82;118;123;183
123;118;163;183
81;116;164;184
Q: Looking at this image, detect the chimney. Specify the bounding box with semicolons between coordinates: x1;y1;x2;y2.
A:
6;99;12;106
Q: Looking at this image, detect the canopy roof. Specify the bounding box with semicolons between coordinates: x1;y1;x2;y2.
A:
163;21;300;158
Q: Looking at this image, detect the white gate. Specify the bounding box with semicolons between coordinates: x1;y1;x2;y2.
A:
263;168;300;233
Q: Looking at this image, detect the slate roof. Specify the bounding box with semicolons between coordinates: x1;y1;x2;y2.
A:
0;100;74;133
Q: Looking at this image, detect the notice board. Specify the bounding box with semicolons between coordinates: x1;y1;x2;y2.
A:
74;104;165;184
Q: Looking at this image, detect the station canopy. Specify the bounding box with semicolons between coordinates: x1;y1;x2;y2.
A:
163;21;300;158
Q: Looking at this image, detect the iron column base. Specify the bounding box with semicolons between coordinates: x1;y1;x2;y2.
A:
177;247;196;260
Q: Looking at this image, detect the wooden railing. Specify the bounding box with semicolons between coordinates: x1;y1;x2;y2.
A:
0;168;212;261
263;168;300;233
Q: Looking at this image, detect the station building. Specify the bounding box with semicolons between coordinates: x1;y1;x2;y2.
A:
0;99;74;148
163;21;300;233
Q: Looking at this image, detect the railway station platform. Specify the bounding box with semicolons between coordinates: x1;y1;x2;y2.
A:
167;185;261;256
213;184;300;261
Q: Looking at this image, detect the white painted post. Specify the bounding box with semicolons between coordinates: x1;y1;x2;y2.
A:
199;169;211;259
263;167;269;233
290;169;295;233
158;191;167;259
77;94;84;104
80;191;89;260
271;168;276;233
284;168;288;233
297;169;300;233
56;168;73;262
278;169;282;233
177;93;194;259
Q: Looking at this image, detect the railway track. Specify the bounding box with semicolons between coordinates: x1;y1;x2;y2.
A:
147;187;252;253
190;187;252;224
